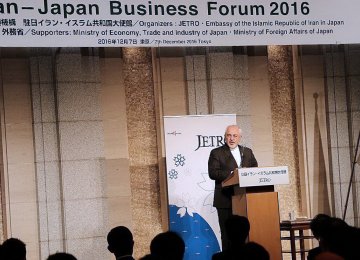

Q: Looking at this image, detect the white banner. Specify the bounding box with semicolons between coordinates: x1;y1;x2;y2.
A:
0;0;359;47
238;166;289;187
164;114;236;259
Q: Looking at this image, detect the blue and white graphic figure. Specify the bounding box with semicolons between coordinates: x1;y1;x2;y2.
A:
169;205;220;259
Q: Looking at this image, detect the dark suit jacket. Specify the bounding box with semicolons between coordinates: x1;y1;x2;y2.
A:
208;144;258;208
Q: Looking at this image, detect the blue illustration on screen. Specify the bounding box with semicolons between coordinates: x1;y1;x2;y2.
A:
169;204;220;259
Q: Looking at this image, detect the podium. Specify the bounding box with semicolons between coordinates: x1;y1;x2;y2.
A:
222;167;288;260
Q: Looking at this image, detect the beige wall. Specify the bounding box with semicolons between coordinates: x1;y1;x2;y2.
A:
325;47;360;225
0;49;135;260
0;57;39;259
249;56;274;167
100;52;133;233
299;55;332;217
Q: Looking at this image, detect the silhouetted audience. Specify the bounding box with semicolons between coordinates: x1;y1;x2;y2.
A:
3;213;359;260
47;252;77;260
323;217;351;258
314;251;344;260
242;242;270;260
308;214;360;260
107;226;135;260
0;238;26;260
347;225;360;259
308;213;333;259
211;215;271;260
212;215;250;260
148;231;185;260
310;214;333;240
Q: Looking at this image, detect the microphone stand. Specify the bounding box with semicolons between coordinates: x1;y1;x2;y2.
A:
342;130;360;220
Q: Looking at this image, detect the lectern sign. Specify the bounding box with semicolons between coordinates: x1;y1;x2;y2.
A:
238;166;289;187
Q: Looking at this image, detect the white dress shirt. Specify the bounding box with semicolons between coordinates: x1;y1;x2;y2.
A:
230;146;242;168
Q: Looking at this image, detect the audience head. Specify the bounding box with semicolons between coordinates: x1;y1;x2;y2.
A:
310;214;333;240
0;238;26;260
107;226;134;257
310;214;358;259
150;231;185;260
47;252;77;260
242;242;269;260
225;215;250;245
321;217;350;258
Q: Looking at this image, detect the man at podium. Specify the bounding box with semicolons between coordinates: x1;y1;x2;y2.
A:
208;125;258;250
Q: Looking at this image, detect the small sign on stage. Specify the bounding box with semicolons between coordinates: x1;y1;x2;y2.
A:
238;166;289;187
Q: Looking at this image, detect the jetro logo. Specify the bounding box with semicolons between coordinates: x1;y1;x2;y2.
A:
194;135;224;151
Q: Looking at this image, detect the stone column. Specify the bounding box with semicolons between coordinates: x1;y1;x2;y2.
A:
122;48;162;257
267;46;301;219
